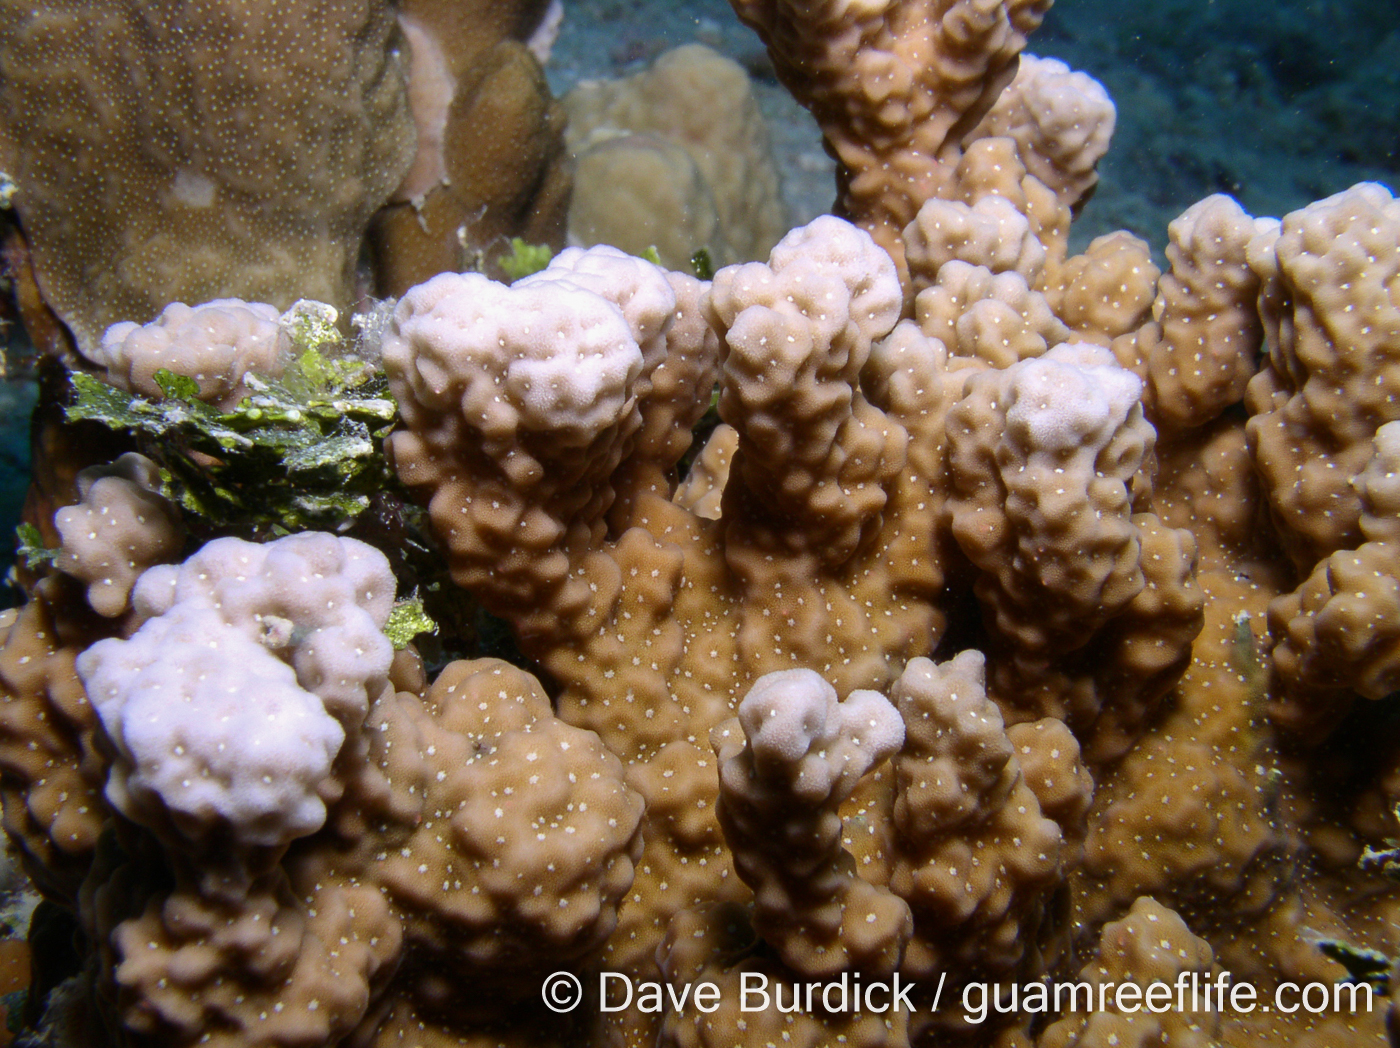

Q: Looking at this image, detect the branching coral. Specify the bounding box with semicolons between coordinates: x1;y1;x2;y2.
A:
5;534;646;1046
712;669;910;977
945;342;1203;765
727;0;1058;291
0;0;1397;1045
383;221;956;1002
1245;182;1400;572
888;651;1082;984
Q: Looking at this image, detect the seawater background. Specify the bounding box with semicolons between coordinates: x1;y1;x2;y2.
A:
545;0;1400;246
2;0;1397;595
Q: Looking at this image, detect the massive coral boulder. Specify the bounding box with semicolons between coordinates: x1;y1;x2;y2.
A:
563;44;788;270
0;0;417;355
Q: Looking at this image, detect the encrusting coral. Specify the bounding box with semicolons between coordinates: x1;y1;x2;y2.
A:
0;0;1398;1044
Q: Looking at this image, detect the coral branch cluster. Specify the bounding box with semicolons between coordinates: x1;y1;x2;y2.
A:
0;0;1397;1045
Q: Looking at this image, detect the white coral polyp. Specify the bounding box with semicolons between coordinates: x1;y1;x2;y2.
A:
75;534;394;845
1005;342;1143;454
384;268;644;456
1019;57;1115;165
518;243;677;358
766;215;902;347
92;299;286;410
78;606;343;849
908;195;1047;281
738;668;905;802
77;533;397;850
129;533;395;724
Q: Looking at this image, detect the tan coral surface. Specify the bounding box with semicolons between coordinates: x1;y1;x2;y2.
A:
0;0;416;354
1;0;1398;1046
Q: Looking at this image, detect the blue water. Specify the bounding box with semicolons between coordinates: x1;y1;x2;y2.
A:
1032;0;1400;245
550;0;1398;246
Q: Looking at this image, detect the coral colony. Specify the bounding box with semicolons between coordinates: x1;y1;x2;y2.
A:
0;0;1397;1046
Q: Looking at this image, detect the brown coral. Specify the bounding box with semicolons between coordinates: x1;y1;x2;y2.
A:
727;0;1053;290
1133;195;1271;433
4;0;1400;1034
1270;541;1400;716
1245;182;1400;571
887;652;1075;982
563;44;788;270
383;220;955;1002
945;342;1203;763
375;658;645;993
712;669;910;977
370;0;570;293
0;574;115;902
1037;898;1220;1048
0;0;416;354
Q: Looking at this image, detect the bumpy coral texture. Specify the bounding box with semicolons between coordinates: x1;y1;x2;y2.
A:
376;210;1303;1048
4;0;1400;1042
385;219;956;1008
4;528;648;1047
381;188;1396;1046
89;300;287;410
8;188;1400;1048
1130;195;1273;432
905;194;1049;299
705;215;911;560
965;55;1115;212
1271;541;1400;709
378;659;645;971
382;248;653;612
1239;185;1400;747
727;0;1057;291
0;0;416;354
86;609;346;850
76;533;396;863
0;574;117;902
52;453;183;618
946;342;1203;764
888;651;1080;984
1037;897;1218;1048
1246;182;1400;570
712;669;910;977
7;198;1400;1048
1358;420;1400;545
